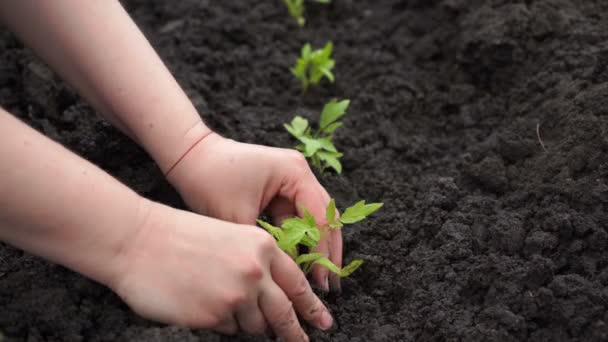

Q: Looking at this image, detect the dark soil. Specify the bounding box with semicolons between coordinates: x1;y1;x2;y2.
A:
2;0;608;341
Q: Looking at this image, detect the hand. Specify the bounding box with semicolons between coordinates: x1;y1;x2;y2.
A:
166;133;343;291
111;201;333;340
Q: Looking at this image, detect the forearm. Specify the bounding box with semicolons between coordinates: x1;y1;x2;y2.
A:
0;0;210;172
0;108;146;287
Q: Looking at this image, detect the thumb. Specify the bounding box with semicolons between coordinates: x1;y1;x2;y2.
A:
283;167;341;292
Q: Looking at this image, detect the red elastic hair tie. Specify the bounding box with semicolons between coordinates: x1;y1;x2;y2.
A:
164;131;215;177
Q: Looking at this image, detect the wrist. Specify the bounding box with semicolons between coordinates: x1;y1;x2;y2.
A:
164;126;215;177
106;196;159;291
164;128;225;186
151;119;214;174
163;133;232;214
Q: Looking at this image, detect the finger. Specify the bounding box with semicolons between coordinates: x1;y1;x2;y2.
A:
328;228;343;292
271;251;333;331
293;177;329;223
288;171;336;291
214;316;239;335
260;282;309;342
311;224;330;292
277;159;330;223
236;302;267;335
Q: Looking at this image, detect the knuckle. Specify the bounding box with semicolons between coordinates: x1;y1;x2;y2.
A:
243;321;267;335
287;149;306;163
223;324;239;335
242;260;264;281
274;302;296;329
288;150;309;170
187;311;222;329
291;276;310;299
201;314;222;329
276;315;297;333
306;300;323;320
256;231;279;253
223;293;247;309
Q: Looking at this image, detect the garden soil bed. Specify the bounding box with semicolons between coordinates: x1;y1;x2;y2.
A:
2;0;608;341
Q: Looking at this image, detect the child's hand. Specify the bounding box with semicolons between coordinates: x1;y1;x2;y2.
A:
166;133;342;291
112;201;333;340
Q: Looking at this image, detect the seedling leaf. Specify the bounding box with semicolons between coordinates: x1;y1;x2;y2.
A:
317;150;343;174
282;228;306;249
284;245;299;259
284;99;349;175
301;43;312;57
322;121;343;134
307;227;321;242
296;252;324;266
282;217;314;231
339;259;364;277
256;219;283;240
283;0;305;26
283;0;331;27
316;42;333;62
313;257;342;275
282;216;321;243
284;116;309;138
320;65;335;82
300;235;317;248
302;207;317;227
329;222;343;229
258;219;299;259
318;137;337;152
320;99;349;130
340;201;383;224
326;199;337;224
291;42;335;91
298;136;323;157
259;199;379;279
326;199;343;228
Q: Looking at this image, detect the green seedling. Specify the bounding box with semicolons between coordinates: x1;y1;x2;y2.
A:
291;42;335;91
284;99;349;174
283;0;331;27
283;0;305;26
257;199;382;277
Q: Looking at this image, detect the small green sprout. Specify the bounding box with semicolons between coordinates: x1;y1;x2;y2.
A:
283;0;331;27
291;42;335;91
257;199;382;277
284;99;349;174
283;0;305;26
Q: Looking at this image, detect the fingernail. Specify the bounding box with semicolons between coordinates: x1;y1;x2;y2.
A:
320;310;333;330
322;277;329;292
330;276;341;293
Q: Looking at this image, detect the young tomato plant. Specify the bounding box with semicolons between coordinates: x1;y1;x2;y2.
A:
284;99;349;174
283;0;331;27
291;42;335;91
257;199;382;277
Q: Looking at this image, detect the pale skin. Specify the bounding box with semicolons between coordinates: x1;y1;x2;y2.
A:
0;1;344;340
